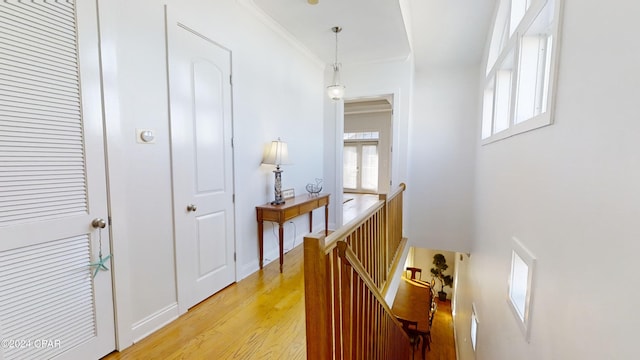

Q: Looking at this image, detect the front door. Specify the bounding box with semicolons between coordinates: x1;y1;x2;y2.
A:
166;11;236;311
0;1;115;359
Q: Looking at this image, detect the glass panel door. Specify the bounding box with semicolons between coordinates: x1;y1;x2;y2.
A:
361;144;378;191
343;145;358;190
343;142;378;193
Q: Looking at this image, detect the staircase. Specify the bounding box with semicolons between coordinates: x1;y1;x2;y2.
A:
303;184;410;359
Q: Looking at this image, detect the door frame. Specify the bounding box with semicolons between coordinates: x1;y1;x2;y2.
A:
342;95;394;194
334;93;397;228
100;5;239;349
164;7;238;315
0;0;117;357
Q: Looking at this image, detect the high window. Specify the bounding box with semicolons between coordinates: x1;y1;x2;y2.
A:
508;237;536;341
482;0;563;143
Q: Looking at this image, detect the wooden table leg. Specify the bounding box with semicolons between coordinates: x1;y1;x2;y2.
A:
308;212;313;232
258;219;264;269
278;222;284;273
324;204;329;235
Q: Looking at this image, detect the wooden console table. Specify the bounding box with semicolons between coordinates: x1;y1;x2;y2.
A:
256;193;329;272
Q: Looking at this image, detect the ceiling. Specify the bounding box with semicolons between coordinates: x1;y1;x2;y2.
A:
251;0;497;69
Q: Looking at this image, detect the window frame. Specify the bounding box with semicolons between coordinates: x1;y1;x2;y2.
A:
481;0;563;144
471;302;479;352
507;237;536;341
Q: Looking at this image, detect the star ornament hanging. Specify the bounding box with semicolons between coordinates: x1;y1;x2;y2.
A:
90;254;112;279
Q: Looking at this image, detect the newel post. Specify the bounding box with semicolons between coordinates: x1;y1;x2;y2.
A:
303;233;332;360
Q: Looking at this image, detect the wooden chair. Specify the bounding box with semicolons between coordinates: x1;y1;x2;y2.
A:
405;266;422;280
427;286;436;346
396;316;429;360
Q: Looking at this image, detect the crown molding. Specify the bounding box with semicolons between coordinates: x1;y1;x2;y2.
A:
236;0;325;70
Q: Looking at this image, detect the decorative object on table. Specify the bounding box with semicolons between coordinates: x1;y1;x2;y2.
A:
430;253;454;301
306;178;323;196
282;188;295;199
327;26;345;101
262;138;290;205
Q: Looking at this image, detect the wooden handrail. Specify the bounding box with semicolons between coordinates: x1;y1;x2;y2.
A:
384;182;406;201
303;184;408;359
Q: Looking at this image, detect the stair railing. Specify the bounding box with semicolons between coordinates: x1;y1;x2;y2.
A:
303;184;408;359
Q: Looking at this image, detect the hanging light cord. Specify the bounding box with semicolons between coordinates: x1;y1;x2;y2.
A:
332;26;342;71
334;28;338;69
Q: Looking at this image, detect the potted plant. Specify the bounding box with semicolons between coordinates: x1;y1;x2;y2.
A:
430;253;454;301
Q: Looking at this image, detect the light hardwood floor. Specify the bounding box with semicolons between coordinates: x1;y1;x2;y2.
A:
103;245;307;360
428;299;456;360
103;196;456;359
343;193;378;223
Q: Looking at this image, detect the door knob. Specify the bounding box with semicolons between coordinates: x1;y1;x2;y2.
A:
92;218;107;229
186;204;197;212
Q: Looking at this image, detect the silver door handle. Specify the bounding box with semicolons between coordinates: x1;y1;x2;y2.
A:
186;204;197;212
92;218;107;229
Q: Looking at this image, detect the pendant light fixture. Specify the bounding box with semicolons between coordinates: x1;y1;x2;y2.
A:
327;26;345;101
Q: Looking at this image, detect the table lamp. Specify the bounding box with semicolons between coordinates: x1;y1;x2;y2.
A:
262;138;290;205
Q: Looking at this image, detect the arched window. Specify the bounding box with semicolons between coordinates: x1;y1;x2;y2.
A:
482;0;563;143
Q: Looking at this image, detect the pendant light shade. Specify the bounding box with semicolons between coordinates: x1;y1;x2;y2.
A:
327;26;345;101
327;65;345;101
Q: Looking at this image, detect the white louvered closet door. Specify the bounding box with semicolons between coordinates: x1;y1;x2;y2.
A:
0;1;115;360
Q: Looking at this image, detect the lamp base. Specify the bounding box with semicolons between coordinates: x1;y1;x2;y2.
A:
271;167;285;205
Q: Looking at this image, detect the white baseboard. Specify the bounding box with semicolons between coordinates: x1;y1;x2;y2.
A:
241;221;331;281
238;259;259;280
131;303;180;343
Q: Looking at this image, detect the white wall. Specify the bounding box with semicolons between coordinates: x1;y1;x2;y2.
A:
452;252;475;359
98;0;324;348
459;1;640;359
323;58;414;228
406;66;479;253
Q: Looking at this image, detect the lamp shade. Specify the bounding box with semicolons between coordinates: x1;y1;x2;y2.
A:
262;139;289;166
327;83;345;101
327;64;345;101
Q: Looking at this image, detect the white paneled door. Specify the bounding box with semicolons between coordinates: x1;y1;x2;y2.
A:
0;1;115;359
166;10;236;311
